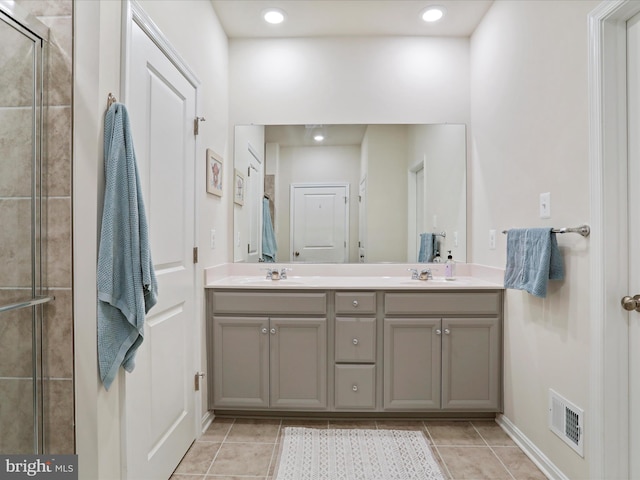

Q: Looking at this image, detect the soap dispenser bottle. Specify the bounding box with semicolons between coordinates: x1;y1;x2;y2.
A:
445;250;456;279
433;250;441;263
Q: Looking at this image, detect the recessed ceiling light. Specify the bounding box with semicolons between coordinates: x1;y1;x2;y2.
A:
313;134;325;142
421;6;445;23
263;8;286;25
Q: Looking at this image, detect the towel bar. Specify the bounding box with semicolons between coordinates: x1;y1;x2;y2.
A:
501;224;590;237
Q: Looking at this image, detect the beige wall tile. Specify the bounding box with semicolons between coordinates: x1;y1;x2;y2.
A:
43;379;74;454
45;106;71;197
19;0;72;17
0;379;34;453
0;290;34;378
0;28;37;107
43;289;73;378
0;199;33;287
46;197;71;288
0;108;32;196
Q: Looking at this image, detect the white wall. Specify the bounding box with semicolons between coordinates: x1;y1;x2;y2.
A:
470;1;598;478
406;124;467;262
73;1;229;477
362;125;408;262
229;36;470;126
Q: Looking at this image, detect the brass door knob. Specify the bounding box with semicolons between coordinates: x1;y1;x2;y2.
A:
621;294;640;312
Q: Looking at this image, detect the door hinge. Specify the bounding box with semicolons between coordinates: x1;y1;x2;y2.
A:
194;372;205;391
247;243;250;254
194;116;206;136
344;196;348;204
359;195;362;202
247;166;251;177
193;247;198;263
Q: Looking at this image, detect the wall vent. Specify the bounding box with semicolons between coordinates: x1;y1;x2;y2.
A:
548;389;584;457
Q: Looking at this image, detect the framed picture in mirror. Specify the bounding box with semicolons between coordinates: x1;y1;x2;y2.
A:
206;148;223;197
234;169;245;206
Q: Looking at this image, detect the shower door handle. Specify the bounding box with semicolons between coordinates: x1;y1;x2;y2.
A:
0;295;54;314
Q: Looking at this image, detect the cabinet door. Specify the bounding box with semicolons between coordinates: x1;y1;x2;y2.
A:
383;318;441;410
270;317;327;409
441;317;501;410
213;316;269;408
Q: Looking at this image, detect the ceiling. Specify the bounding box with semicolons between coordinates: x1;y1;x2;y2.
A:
211;0;494;38
265;124;368;147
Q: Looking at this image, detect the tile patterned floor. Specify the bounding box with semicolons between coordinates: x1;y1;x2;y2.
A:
171;417;548;480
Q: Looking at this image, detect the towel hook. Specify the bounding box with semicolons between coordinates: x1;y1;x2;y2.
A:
107;93;117;109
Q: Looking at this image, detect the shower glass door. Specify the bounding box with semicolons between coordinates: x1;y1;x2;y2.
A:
0;7;49;454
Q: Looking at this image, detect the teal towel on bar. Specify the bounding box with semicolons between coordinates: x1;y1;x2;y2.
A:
504;228;564;298
418;233;436;263
262;197;277;262
97;102;158;390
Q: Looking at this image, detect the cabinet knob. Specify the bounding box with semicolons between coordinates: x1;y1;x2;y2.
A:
352;300;359;307
261;327;268;334
352;338;359;345
436;329;442;335
352;384;358;392
444;328;451;335
270;328;276;335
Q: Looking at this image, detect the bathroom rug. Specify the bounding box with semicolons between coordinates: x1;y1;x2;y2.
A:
273;426;446;480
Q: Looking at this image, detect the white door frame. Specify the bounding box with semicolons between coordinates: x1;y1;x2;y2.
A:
589;1;640;478
121;0;202;467
407;158;426;263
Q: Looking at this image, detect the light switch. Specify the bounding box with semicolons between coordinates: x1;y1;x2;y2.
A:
210;229;216;249
540;192;551;219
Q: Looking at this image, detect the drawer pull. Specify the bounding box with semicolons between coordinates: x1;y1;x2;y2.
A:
444;328;451;335
261;327;268;334
352;300;359;307
352;338;359;345
270;328;276;335
352;384;358;392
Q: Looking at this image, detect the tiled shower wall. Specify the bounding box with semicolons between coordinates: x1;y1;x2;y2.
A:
0;0;73;454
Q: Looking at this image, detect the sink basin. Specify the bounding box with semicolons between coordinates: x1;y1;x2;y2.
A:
395;277;463;286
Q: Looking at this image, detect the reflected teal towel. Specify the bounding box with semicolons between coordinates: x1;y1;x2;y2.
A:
504;228;564;298
97;103;158;390
418;233;436;263
262;197;277;262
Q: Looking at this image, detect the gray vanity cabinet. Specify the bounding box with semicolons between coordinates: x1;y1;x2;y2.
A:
209;291;328;410
383;292;502;412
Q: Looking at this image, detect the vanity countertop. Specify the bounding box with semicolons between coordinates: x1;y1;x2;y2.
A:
204;263;505;290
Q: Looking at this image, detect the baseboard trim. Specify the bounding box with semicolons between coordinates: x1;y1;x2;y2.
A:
496;414;567;480
200;410;214;436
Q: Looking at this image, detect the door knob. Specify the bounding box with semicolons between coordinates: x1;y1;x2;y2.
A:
621;294;640;312
294;251;300;257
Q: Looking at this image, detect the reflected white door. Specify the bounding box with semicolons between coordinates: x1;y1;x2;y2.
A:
291;184;348;263
358;178;366;263
123;18;197;480
627;13;640;478
246;146;263;263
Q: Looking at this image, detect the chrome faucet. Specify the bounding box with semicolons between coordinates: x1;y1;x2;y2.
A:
408;268;433;281
264;268;290;280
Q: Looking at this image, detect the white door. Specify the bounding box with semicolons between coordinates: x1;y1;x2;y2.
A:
291;184;348;263
358;178;366;263
246;145;263;263
123;18;197;480
626;12;640;478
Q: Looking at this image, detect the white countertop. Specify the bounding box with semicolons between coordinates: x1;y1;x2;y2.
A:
204;263;505;290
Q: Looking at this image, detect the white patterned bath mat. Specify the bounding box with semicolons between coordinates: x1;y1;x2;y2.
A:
273;427;446;480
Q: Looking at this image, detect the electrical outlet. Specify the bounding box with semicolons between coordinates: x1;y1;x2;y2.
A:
210;229;216;249
489;229;496;250
540;192;551;219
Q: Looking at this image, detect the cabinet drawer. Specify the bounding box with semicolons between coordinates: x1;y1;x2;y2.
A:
335;292;376;314
211;291;327;315
335;365;376;409
384;292;500;315
335;317;376;363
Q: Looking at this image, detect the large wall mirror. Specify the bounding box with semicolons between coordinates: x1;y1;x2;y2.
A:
233;123;466;264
